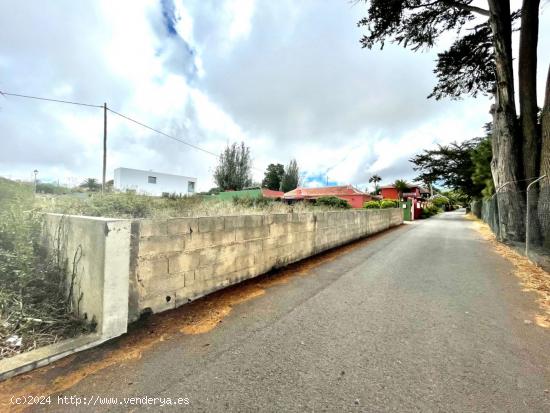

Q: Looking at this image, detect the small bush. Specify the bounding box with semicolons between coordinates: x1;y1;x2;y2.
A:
363;200;381;209
421;204;440;218
380;200;398;209
36;183;70;195
431;196;449;208
232;196;273;208
314;196;351;209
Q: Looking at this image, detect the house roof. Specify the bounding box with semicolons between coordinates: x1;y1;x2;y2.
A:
380;184;429;193
283;185;368;199
261;189;284;199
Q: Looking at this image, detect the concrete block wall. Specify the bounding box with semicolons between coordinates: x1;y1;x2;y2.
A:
130;208;402;321
44;214;131;340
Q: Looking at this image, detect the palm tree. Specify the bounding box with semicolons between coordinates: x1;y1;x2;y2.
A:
80;178;101;192
393;179;409;201
369;174;382;194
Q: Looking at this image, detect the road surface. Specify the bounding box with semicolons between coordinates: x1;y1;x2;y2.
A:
4;211;550;412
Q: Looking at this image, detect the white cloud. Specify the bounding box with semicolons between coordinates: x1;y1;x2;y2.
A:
1;0;545;191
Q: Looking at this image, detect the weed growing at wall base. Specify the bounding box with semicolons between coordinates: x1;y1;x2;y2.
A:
0;178;93;359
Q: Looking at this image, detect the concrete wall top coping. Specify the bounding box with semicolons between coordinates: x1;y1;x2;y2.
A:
46;213;129;223
129;208;401;222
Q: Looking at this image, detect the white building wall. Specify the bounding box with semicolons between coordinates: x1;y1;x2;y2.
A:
114;168;196;196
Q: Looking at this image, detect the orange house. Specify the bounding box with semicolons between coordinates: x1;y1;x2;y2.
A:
380;185;430;200
380;184;430;220
283;185;373;208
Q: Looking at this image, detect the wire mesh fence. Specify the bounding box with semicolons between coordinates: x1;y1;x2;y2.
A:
471;176;550;261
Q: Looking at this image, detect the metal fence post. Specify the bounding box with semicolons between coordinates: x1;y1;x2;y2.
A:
526;175;547;258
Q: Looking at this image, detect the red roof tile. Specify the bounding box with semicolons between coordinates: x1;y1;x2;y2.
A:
261;188;284;198
283;185;367;199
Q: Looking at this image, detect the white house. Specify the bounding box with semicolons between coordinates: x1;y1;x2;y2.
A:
113;167;197;196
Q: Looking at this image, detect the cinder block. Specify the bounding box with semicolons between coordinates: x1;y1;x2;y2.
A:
198;240;262;265
136;257;168;281
198;216;225;233
139;293;176;313
245;215;265;228
194;266;218;282
139;236;183;256
224;215;246;230
262;233;293;249
196;255;255;281
140;271;189;295
185;230;235;250
235;226;269;241
139;220;168;237
169;252;200;273
167;217;198;235
271;214;290;225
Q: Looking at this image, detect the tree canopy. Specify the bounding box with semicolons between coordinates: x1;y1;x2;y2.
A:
213;142;253;191
409;127;494;200
281;159;300;193
358;0;549;241
261;163;285;191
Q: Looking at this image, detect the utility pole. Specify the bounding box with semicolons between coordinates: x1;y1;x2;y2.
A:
33;169;38;194
102;102;107;193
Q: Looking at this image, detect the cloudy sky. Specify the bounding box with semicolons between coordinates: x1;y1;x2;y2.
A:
1;0;549;191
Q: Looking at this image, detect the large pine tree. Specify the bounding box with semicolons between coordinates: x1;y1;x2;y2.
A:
358;0;549;241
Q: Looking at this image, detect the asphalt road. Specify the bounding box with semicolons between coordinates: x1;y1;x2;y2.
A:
12;211;550;412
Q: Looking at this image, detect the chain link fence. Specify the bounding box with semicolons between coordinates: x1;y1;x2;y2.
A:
471;176;550;264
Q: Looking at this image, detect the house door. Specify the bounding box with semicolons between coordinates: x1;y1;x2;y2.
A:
402;199;412;221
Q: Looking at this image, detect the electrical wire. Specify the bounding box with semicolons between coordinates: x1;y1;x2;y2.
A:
106;107;221;158
0;90;265;173
0;91;103;108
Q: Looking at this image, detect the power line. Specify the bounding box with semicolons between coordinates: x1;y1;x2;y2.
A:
0;91;103;108
108;108;265;173
106;107;221;159
0;90;265;174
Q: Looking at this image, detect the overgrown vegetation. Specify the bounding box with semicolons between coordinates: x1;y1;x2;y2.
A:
363;200;381;209
313;196;351;209
363;199;399;209
422;205;441;219
0;178;92;359
380;200;398;209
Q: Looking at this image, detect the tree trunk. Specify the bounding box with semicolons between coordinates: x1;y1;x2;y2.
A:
519;0;541;244
538;66;550;247
519;0;540;182
487;0;525;241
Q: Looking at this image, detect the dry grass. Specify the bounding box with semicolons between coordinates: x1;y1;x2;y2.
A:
468;214;550;328
36;192;342;219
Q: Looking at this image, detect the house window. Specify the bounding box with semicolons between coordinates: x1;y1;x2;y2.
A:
148;176;157;184
188;181;195;193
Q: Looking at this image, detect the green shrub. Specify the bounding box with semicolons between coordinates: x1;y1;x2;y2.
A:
36;183;70;195
431;196;449;208
363;200;381;209
232;196;273;208
314;196;351;209
421;204;440;218
380;200;398;209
